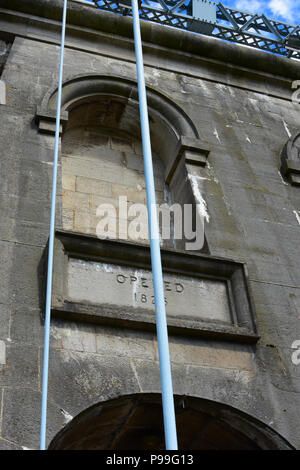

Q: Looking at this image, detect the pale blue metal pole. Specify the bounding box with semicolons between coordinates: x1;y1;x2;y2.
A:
131;0;178;450
40;0;68;451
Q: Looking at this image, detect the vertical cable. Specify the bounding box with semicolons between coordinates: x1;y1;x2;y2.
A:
40;0;68;451
131;0;178;450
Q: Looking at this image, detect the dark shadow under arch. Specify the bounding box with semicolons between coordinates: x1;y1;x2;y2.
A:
48;393;294;450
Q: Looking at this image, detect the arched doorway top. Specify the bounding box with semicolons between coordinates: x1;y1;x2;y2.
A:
48;393;294;450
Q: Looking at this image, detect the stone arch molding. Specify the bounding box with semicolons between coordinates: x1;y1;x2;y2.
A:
48;393;294;450
280;130;300;186
35;73;210;184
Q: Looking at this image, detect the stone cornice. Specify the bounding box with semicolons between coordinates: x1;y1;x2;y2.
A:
0;0;300;82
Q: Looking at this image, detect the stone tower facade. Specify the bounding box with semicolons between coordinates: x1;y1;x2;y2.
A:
0;0;299;450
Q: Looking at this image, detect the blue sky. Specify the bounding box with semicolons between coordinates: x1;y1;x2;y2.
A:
88;0;300;25
224;0;300;24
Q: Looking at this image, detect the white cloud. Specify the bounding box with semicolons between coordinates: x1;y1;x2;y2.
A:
234;0;265;13
268;0;295;22
231;0;300;23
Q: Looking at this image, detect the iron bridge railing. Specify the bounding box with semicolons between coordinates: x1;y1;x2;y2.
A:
92;0;300;60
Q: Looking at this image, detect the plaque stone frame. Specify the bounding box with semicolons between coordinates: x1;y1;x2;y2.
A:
50;230;259;344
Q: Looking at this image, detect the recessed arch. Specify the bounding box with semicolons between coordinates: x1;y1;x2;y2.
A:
48;393;294;450
38;73;199;172
37;73;210;251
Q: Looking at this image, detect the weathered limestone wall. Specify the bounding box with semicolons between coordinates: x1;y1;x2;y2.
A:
0;0;299;450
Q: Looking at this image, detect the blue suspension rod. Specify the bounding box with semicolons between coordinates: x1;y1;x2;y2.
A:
131;0;178;450
40;0;68;451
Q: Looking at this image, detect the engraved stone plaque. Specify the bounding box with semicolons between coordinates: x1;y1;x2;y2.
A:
52;232;259;343
67;259;232;324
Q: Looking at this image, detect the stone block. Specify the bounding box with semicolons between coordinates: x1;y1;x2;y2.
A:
62;174;76;191
0;438;22;450
0;340;6;364
167;337;255;372
2;387;62;450
0;343;39;389
62;208;74;231
0;241;13;306
89;194;119;214
10;306;44;347
50;319;97;354
8;243;44;307
74;211;92;234
131;359;187;396
76;176;112;198
46;348;140;416
62;190;89;212
0;304;11;341
111;183;147;204
95;327;156;361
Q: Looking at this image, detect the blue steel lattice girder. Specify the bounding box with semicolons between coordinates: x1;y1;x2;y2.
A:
93;0;300;59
